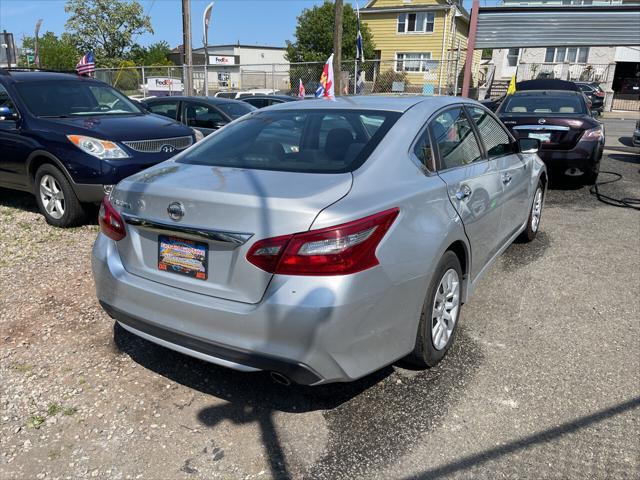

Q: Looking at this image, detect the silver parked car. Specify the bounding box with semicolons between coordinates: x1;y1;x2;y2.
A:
92;96;547;385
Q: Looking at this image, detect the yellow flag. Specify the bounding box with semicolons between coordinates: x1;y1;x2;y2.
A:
506;75;517;95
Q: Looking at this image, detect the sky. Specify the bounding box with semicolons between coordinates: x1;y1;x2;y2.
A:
0;0;488;49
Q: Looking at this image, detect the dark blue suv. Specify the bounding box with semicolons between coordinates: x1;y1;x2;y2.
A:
0;70;195;226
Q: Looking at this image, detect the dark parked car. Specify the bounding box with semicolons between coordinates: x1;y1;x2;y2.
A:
496;90;604;184
576;82;605;114
481;79;583;113
0;70;195;227
142;96;255;137
633;120;640;147
241;94;298;109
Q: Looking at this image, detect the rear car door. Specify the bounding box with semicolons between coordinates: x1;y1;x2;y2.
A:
431;107;504;280
182;102;228;135
467;106;529;240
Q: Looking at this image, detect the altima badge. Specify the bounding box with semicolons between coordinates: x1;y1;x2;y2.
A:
167;202;185;221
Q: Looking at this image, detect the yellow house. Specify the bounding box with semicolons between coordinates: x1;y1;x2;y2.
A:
361;0;479;93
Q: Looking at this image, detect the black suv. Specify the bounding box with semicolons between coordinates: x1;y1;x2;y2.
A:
0;70;195;226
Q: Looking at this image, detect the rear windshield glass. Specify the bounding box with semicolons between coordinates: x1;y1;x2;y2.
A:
15;81;142;117
502;94;586;115
177;109;400;173
217;102;255;119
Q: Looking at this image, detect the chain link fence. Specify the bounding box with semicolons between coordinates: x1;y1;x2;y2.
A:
94;58;471;99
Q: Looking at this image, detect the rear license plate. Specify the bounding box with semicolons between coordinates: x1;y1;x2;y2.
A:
529;132;551;142
158;235;208;280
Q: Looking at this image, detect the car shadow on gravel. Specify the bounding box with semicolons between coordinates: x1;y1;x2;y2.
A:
113;322;483;480
0;187;39;213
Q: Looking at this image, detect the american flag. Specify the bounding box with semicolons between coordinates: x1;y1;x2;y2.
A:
76;53;95;75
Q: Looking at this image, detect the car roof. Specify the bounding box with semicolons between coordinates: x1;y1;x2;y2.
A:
244;95;297;101
144;95;246;105
262;95;468;113
0;70;100;83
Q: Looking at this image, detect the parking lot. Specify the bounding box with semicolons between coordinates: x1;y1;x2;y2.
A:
0;118;638;480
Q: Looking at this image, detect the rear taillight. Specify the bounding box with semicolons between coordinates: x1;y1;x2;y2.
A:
595;91;605;98
246;208;399;276
99;196;126;241
582;126;604;141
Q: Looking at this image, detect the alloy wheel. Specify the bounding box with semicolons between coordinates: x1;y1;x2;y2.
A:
431;268;460;351
39;174;66;220
531;187;543;232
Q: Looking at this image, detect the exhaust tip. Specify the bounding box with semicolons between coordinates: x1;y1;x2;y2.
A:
270;371;292;386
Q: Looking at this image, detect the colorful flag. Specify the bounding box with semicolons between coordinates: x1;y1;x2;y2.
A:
315;54;335;99
356;2;364;61
76;53;95;76
298;79;306;98
506;74;517;95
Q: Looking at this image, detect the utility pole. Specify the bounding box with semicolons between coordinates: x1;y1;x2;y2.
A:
461;0;479;98
182;0;193;96
332;0;343;96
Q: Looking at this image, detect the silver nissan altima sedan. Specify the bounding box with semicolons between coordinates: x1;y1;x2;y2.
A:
92;96;547;385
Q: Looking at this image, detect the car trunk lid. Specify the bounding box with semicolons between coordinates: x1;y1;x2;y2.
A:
110;162;352;304
501;115;590;150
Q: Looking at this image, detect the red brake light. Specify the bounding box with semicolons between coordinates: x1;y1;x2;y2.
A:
582;126;604;141
99;196;126;241
246;208;399;276
595;91;605;98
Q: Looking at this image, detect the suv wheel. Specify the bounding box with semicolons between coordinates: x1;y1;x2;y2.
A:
34;164;85;227
408;251;463;367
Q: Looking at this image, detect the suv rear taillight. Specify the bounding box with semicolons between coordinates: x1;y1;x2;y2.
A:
99;196;126;241
247;208;399;275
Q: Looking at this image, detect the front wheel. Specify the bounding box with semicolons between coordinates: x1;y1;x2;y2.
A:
408;251;463;368
34;164;86;227
517;181;544;243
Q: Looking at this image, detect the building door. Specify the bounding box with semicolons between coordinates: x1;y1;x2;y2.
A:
504;48;520;78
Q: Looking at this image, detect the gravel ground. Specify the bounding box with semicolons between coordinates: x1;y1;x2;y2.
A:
1;124;639;479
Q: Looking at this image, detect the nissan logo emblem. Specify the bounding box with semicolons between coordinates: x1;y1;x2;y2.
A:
160;144;176;153
167;202;185;221
538;118;546;124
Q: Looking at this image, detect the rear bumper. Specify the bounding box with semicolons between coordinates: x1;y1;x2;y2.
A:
92;234;423;385
537;140;602;174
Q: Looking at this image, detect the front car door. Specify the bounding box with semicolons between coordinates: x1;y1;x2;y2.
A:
145;99;181;122
430;106;504;281
467;106;530;241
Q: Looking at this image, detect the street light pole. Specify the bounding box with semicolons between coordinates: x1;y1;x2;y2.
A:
182;0;193;96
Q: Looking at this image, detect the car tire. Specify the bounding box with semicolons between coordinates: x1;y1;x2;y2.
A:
583;157;600;185
517;181;544;243
408;251;463;368
34;164;86;228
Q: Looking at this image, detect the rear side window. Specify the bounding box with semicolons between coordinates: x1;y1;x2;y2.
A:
184;103;225;128
216;92;236;99
430;108;483;170
178;109;400;173
217;101;255;119
468;107;515;158
502;94;586;114
147;101;179;120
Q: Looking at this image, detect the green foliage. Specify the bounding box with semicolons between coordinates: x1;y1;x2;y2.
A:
27;415;46;429
286;1;376;63
481;49;493;60
20;32;79;71
128;41;173;66
373;70;408;93
64;0;153;62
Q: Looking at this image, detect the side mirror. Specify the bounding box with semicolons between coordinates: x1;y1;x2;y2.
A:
518;138;540;154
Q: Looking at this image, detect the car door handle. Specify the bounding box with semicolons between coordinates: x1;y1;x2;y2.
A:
502;173;512;185
455;185;472;200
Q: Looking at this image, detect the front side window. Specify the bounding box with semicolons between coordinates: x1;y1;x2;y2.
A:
396;52;432;72
15;81;141;117
184;103;226;129
468;107;515;158
0;84;18;119
147;101;179;120
397;12;435;33
430;108;483;170
178;109;400;173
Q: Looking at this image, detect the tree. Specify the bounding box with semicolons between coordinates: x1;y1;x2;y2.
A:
128;41;173;66
20;32;79;71
286;2;376;63
64;0;153;62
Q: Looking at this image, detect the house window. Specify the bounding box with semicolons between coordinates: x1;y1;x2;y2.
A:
507;48;520;67
545;47;590;63
396;52;432;72
397;12;435;33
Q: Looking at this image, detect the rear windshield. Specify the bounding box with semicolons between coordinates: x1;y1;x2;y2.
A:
217;101;255;119
178;109;401;173
15;81;141;117
501;94;586;115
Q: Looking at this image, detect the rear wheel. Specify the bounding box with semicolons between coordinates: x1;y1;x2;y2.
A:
408;251;462;368
517;181;544;243
583;158;600;185
34;164;86;227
